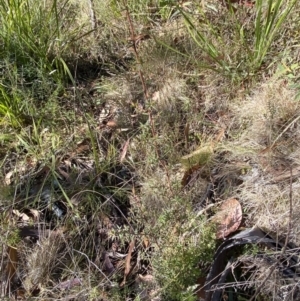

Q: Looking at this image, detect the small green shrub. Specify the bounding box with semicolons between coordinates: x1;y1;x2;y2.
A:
152;205;216;301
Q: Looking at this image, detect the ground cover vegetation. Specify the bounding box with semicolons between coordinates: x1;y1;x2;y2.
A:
1;0;300;300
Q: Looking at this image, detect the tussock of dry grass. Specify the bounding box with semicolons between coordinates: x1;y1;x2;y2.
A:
230;78;300;244
239;254;300;301
20;232;64;292
235;79;300;150
150;77;190;123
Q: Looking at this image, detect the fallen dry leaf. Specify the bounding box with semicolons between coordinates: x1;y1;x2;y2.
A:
12;210;30;222
20;213;29;222
181;164;201;187
137;274;154;283
12;209;21;217
214;128;225;144
107;120;118;128
120;240;135;287
75;138;91;154
16;288;26;300
135;274;156;301
56;277;82;290
103;252;115;274
196;276;206;300
152;91;160;101
142;236;150;248
128;34;150;43
4;171;14;185
120;139;130;163
213;198;242;239
29;209;40;221
6;245;18;294
57;166;71;181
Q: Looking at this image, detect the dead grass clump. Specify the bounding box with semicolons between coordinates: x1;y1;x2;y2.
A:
20;231;64;293
239;179;300;244
150;76;190;124
231;78;300;244
234;79;300;153
98;76;136;128
238;254;299;301
138;171;174;224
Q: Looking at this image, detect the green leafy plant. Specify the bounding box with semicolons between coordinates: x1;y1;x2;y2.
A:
152;206;216;301
0;0;92;127
179;7;232;75
275;57;300;100
158;0;180;20
0;84;23;127
173;0;298;79
251;0;298;69
0;0;91;81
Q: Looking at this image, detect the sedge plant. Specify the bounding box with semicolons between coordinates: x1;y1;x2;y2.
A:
0;0;92;82
175;0;298;80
